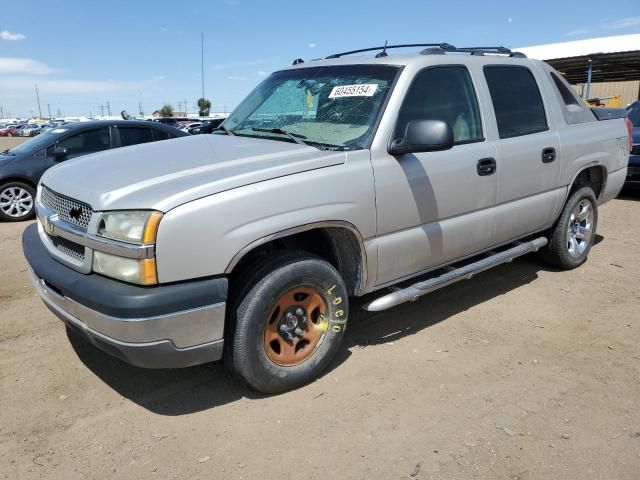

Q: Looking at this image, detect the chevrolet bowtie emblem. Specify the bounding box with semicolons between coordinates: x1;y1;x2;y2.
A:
69;206;82;221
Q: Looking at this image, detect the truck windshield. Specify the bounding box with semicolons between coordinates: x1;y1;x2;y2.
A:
222;64;400;150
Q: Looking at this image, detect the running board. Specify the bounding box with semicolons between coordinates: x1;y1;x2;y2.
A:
362;237;548;312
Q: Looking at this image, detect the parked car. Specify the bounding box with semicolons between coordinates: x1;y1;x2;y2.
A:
23;44;630;393
179;122;201;132
626;101;640;183
189;118;225;135
153;117;189;126
20;124;42;137
0;120;188;221
0;125;21;137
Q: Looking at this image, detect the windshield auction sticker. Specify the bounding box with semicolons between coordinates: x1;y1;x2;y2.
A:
328;84;378;98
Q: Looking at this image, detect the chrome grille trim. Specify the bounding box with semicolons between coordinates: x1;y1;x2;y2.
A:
40;185;93;231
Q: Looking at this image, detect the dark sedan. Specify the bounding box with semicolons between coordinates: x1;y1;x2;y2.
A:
627;101;640;183
0;120;188;221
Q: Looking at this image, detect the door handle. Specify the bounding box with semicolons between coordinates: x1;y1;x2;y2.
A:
477;157;497;176
542;147;556;163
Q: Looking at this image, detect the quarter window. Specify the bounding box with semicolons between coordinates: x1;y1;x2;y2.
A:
483;66;548;139
394;66;483;144
550;72;580;106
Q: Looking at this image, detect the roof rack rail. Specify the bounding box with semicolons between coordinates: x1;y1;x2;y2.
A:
325;43;456;59
296;44;527;64
422;46;527;58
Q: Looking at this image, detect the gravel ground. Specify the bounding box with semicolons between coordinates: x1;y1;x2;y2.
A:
1;135;639;479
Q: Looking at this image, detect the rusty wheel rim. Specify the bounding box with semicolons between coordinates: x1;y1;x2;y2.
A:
263;286;329;367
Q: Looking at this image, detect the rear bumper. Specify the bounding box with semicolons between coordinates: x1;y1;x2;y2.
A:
627;154;640;182
23;223;228;368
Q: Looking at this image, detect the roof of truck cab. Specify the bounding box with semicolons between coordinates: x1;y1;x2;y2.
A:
279;52;539;71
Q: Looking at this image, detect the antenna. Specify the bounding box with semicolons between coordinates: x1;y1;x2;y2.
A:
375;40;389;58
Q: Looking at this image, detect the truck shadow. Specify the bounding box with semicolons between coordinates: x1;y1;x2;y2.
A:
618;182;640;200
67;247;601;416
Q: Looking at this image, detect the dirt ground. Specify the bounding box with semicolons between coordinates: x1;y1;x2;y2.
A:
1;135;639;479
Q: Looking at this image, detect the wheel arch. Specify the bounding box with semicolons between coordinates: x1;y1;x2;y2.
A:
225;221;368;297
565;163;607;203
0;176;37;189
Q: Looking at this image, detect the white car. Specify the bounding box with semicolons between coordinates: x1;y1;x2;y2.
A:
20;124;42;137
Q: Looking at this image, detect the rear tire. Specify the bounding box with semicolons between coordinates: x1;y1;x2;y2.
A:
226;252;349;394
539;186;597;270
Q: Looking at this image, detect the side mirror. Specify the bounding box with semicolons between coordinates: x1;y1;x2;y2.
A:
51;146;68;159
388;119;454;155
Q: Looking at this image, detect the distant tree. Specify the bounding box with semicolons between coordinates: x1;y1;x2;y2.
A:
159;104;174;117
197;98;211;117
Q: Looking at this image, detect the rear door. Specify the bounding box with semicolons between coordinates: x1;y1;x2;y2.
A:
372;65;499;286
113;125;176;147
481;65;562;243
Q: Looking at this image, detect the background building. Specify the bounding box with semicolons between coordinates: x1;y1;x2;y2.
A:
518;33;640;107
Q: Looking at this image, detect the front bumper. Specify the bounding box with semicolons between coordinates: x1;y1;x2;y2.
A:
23;224;228;368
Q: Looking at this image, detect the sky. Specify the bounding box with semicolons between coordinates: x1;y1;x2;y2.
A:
1;0;639;119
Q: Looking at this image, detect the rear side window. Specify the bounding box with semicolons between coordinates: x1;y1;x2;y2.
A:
395;66;483;144
483;66;548;139
118;127;155;146
152;129;173;141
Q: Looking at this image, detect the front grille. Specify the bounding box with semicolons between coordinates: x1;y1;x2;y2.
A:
50;235;85;261
631;144;640;156
40;186;93;231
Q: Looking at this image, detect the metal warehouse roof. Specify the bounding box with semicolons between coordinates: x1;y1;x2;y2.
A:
517;33;640;84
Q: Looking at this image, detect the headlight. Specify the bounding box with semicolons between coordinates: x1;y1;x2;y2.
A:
93;251;158;285
93;210;162;285
97;211;163;244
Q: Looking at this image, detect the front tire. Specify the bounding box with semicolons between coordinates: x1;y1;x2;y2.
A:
0;182;36;222
227;252;349;394
540;186;598;270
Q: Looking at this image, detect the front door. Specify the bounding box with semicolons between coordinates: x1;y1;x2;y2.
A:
45;126;111;167
372;65;499;286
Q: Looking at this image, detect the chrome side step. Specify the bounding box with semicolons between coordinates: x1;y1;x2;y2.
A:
362;237;548;312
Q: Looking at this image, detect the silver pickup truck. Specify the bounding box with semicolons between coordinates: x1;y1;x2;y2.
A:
23;44;632;393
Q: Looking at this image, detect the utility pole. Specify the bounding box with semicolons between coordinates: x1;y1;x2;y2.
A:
100;105;105;116
34;83;42;118
139;101;143;117
56;107;61;118
47;103;52;119
106;101;111;117
201;32;205;118
185;97;188;116
0;106;3;119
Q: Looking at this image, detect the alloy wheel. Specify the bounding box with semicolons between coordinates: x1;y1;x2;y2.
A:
0;186;34;218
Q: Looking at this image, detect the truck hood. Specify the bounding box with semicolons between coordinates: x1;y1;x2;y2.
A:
40;134;346;212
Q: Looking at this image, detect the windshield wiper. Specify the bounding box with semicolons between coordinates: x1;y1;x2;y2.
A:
251;127;310;147
214;125;236;136
1;149;15;156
